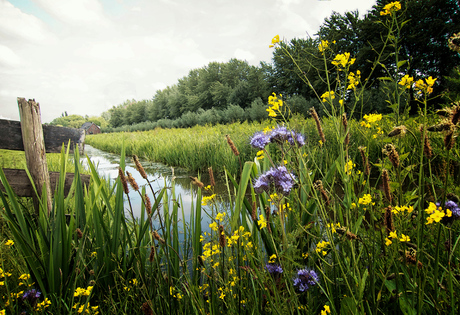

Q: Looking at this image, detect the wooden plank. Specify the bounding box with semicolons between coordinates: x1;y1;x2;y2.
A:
18;98;53;214
0;119;85;154
0;168;90;197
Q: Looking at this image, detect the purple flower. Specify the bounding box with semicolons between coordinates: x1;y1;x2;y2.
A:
440;200;460;219
288;132;306;147
22;289;41;305
293;268;319;292
269;126;290;143
265;263;283;276
250;132;271;150
254;165;296;196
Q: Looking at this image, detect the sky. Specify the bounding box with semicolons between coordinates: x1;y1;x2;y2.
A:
0;0;377;123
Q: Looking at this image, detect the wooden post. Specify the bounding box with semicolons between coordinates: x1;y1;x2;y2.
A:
17;98;52;214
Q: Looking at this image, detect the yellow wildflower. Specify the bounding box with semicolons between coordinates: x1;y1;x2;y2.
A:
318;40;329;53
358;194;373;206
385;238;392;246
389;231;398;239
215;212;226;221
321;305;331;315
257;214;267;229
321;91;335;102
398;74;414;89
209;222;218;231
380;1;401;16
331;52;355;68
345;160;355;175
269;35;280;48
5;240;14;246
399;234;410;242
202;194;216;206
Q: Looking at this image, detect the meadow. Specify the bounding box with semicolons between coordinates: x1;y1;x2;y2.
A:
2;2;460;314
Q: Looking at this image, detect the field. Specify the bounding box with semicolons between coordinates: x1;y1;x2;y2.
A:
2;3;460;314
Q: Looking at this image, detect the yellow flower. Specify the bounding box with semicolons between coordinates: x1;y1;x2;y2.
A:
321;305;331;315
269;35;280;48
209;222;218;231
398;74;414;89
347;71;361;90
257;214;267;229
385;238;392;246
380;1;401;16
399;234;410;242
5;240;14;246
321;90;335;102
345;160;355;175
202;194;216;206
318;40;329;53
18;274;30;281
256;150;264;160
415;76;437;95
268;254;277;263
389;231;398;239
331;52;355;68
215;212;226;221
363;113;382;124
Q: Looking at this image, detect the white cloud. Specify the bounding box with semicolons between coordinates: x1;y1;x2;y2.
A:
234;48;255;62
0;45;22;67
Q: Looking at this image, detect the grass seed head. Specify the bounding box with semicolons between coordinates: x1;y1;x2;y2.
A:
387;125;407;137
126;171;139;191
309;107;326;144
225;134;240;156
133;155;148;179
208;167;215;187
189;176;204;189
383;144;400;169
119;167;129;194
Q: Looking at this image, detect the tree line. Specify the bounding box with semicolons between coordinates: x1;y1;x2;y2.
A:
50;0;460;131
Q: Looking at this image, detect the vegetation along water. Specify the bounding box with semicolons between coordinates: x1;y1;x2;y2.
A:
2;1;460;314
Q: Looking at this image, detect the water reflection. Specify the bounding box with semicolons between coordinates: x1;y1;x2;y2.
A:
81;145;228;231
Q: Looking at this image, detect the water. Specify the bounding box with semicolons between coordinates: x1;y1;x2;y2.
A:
81;145;226;231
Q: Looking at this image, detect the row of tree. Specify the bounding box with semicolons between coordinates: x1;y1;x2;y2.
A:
50;0;460;130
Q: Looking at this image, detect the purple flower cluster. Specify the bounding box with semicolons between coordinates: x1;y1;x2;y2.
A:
22;289;41;305
265;263;283;276
293;268;319;292
438;200;460;219
250;126;305;150
253;165;296;196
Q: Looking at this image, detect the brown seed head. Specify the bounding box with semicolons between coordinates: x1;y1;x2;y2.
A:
119;167;129;194
309;107;326;144
76;228;83;239
451;103;460;125
251;201;257;221
141;301;154;315
427;121;454;132
189;176;204;189
208;167;215;187
149;246;155;262
133;155;148;179
387;125;407;137
444;130;455;150
152;230;166;245
383;144;400;169
144;194;152;216
423;133;433;158
126;171;139;191
448;32;460;53
226;135;240;156
218;225;226;248
382;169;392;204
358;146;370;176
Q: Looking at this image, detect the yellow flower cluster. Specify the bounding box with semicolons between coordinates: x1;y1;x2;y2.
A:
327;222;341;233
321;305;331;315
316;240;330;256
267;92;283;117
202;242;221;260
73;302;99;314
358;194;373;206
215;212;226;222
425;202;452;225
4;240;14;246
268;254;277;264
415;76;437;95
398;74;414;89
321;90;335;102
345;160;355;175
385;230;411;246
201;194;216;206
331;52;355;68
256;150;264;160
269;35;280;48
318;40;335;54
380;1;401;16
74;286;93;297
35;298;51;311
257;214;267;229
170;287;183;300
392;205;414;214
347;70;361;90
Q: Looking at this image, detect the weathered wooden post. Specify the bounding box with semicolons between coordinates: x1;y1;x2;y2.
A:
17;97;52;214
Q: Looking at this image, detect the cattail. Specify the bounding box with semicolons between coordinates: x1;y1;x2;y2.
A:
384;206;394;234
314;180;330;206
383;144;400;169
119;167;129;194
133;155;148;179
149;246;155;262
444;130;455;150
382;169;392;204
76;228;83;239
218;225;226;248
422;132;433;158
189;176;204;189
265;206;272;234
358;146;370;176
208;167;215;187
144;194;152;216
251;201;257;221
152;230;165;245
387;125;407;137
427;121;453;132
451;103;460;125
309;108;326;144
141;301;154;315
225;135;240;156
126;171;139;191
342;113;349;147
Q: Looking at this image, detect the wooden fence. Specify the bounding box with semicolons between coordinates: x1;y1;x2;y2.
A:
0;98;90;214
